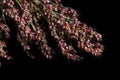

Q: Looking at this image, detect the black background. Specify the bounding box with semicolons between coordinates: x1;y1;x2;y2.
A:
0;0;118;78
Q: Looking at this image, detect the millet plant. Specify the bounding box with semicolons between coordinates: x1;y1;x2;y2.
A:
0;0;103;63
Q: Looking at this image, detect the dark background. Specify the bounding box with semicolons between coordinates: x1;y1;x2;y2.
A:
0;0;118;78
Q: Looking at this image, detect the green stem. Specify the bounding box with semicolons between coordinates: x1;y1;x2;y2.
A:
15;0;22;9
30;22;36;31
2;13;6;24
